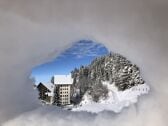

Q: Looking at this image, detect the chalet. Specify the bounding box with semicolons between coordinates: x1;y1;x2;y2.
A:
37;82;54;104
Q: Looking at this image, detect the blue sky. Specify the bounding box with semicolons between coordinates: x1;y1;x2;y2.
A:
31;40;109;84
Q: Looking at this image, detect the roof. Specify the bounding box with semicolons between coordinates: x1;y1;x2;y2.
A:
37;82;54;92
45;83;54;91
52;74;73;85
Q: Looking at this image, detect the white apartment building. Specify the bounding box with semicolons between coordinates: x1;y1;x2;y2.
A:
57;84;71;105
51;75;73;106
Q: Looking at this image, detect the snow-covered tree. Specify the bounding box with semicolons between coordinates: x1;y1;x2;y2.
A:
71;53;145;103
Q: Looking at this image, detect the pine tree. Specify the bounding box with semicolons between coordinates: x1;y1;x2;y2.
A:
70;53;145;103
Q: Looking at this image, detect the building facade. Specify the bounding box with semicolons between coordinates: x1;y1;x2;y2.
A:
52;75;73;106
54;84;71;105
37;82;54;104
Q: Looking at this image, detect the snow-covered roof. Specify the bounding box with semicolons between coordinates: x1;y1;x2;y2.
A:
43;83;54;97
45;83;54;91
52;74;73;85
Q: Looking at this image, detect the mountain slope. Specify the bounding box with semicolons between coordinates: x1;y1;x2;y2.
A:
72;82;149;113
71;53;146;104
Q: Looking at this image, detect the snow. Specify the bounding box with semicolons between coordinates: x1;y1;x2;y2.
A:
39;83;54;98
53;74;73;85
72;82;150;113
45;83;54;91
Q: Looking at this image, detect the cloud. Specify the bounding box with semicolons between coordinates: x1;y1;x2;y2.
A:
0;0;168;126
59;40;108;58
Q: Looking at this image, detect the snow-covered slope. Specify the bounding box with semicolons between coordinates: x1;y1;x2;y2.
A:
72;81;150;113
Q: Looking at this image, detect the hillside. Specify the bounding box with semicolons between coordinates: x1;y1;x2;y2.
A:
71;53;146;104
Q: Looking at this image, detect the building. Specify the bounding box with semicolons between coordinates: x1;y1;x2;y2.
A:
37;82;54;104
51;75;73;106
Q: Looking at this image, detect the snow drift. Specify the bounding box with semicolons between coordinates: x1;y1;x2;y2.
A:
0;0;168;126
73;82;149;113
